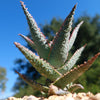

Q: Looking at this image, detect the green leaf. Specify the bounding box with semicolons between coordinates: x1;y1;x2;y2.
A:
68;21;84;51
57;45;86;74
14;42;61;81
20;1;50;60
19;34;36;49
53;53;100;89
48;4;77;68
15;70;49;93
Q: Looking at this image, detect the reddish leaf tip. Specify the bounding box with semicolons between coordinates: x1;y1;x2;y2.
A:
20;1;24;4
18;33;21;36
84;44;87;48
14;70;22;76
79;21;84;25
14;70;18;74
97;52;100;56
75;3;78;7
14;42;20;47
18;34;25;38
73;3;77;9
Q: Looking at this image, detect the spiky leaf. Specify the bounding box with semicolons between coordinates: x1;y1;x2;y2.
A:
20;1;50;60
53;53;100;89
48;5;77;68
15;70;49;93
14;42;61;81
57;45;86;74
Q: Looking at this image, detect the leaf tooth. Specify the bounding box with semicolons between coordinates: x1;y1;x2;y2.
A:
84;61;87;64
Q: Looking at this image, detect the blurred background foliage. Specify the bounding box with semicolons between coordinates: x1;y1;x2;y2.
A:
0;66;7;93
13;14;100;97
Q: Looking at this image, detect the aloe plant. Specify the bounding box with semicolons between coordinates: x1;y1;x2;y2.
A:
14;1;100;95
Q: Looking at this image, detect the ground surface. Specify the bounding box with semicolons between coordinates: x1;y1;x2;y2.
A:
7;92;100;100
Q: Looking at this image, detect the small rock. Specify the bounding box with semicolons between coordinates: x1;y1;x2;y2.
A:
89;93;100;100
27;95;38;100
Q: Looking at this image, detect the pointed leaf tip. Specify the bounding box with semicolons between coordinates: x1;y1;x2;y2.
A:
18;34;36;50
15;70;27;81
15;70;18;74
82;44;87;49
14;42;20;47
19;34;31;41
20;1;24;5
18;33;21;36
74;4;77;9
20;1;25;8
15;70;22;76
18;34;33;43
83;43;87;48
75;3;78;7
48;4;77;68
68;21;84;51
71;3;77;13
